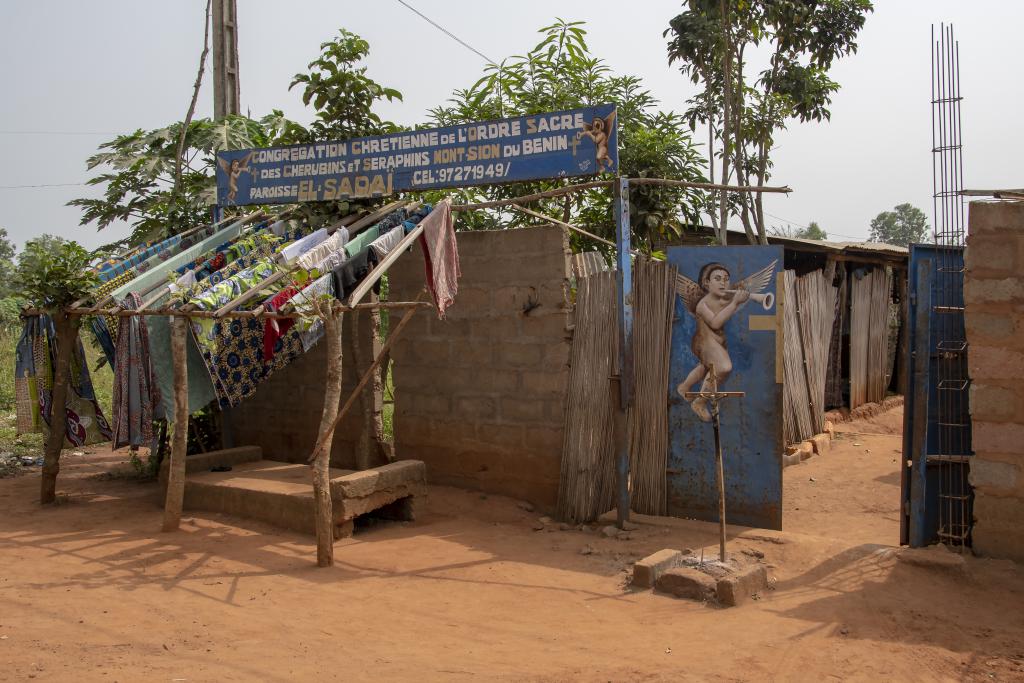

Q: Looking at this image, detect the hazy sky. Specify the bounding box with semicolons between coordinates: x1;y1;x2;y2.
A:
1;1;1021;251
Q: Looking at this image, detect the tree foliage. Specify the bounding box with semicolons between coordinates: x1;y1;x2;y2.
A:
71;29;401;253
427;19;710;253
666;0;872;244
289;28;403;141
869;203;929;247
15;235;97;309
770;219;827;240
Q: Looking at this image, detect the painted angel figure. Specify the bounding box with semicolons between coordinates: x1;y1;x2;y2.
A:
675;259;778;422
217;151;254;204
576;111;616;172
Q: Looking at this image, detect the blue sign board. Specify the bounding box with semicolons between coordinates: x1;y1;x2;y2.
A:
215;105;618;206
666;246;784;530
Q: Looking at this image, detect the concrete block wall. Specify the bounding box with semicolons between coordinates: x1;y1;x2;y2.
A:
224;310;379;469
964;200;1024;562
389;225;573;509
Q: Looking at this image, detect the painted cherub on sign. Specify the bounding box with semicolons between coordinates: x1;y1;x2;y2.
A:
217;151;255;204
675;259;777;421
576;110;616;172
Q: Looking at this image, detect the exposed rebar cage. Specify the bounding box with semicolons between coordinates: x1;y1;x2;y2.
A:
930;23;972;549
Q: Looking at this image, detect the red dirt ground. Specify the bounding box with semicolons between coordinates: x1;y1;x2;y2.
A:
1;406;1023;681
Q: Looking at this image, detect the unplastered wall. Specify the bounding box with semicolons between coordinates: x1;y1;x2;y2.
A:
224;310;380;469
389;225;573;509
964;200;1024;562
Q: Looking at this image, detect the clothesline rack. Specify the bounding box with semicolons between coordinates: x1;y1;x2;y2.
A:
27;174;791;569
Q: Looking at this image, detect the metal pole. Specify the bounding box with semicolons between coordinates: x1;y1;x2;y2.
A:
614;176;633;528
712;398;727;562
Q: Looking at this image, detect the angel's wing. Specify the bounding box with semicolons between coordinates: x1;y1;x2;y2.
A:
217;157;230;174
239;151;254;167
603;109;617;135
733;259;778;295
674;272;703;314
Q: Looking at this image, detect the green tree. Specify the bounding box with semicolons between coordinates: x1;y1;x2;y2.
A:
801;221;828;240
666;0;872;244
289;28;403;141
14;235;98;504
770;220;827;240
427;19;710;253
869;203;929;246
71;29;399;251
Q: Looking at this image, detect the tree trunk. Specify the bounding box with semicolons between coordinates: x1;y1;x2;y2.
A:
40;311;79;505
311;311;344;567
718;0;732;245
162;315;190;531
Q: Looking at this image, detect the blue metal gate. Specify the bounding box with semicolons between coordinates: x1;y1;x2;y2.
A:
666;246;784;530
901;244;973;547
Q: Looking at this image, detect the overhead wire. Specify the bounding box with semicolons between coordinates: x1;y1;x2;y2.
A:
394;0;497;65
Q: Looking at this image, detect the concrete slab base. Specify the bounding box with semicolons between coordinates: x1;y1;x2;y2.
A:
163;448;426;537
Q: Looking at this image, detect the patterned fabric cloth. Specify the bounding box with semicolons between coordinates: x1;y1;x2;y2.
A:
15;315;113;446
96;235;182;283
133;223;222;275
90;316;117;369
419;200;460;318
95;270;137;342
186;259;305;407
111;293;162;448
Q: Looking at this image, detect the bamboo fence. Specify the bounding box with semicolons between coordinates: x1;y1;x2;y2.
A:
557;270;618;523
849;267;893;408
626;258;677;516
782;266;838;444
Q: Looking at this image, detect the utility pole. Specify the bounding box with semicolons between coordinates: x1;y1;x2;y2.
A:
212;0;240;119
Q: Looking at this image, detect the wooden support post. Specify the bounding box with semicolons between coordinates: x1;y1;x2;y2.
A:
162;315;190;531
40;310;79;504
308;294;424;464
311;310;344;567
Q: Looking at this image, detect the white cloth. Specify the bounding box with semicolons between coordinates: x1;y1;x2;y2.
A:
278;228;329;265
289;273;335;351
369;225;405;260
295;228;349;271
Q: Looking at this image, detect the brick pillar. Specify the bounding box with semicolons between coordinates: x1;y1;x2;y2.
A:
964;200;1024;562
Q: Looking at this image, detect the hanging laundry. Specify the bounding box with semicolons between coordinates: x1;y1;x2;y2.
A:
369;225;406;260
295;228;349;272
279;228;329;265
95;269;137;342
342;207;410;259
111;293;163;448
262;287;302;360
96;235;183;282
287;273;335;352
15;315;113;446
90;316;117;369
418;199;460;318
331;246;380;301
107;216;251;302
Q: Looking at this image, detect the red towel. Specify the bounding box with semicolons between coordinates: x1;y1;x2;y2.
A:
262;286;300;360
418;199;460;318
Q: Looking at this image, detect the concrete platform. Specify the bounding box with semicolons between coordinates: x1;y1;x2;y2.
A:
163;447;427;537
